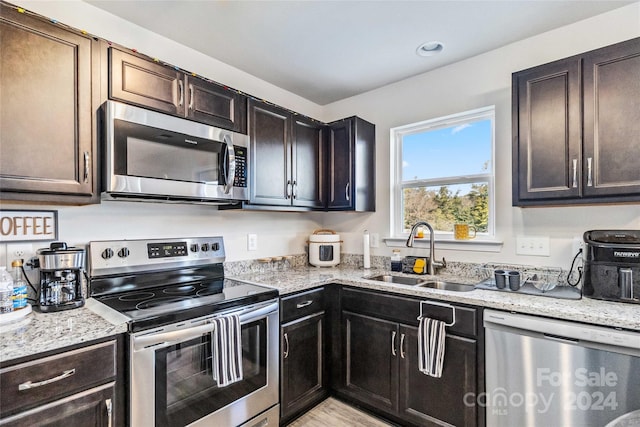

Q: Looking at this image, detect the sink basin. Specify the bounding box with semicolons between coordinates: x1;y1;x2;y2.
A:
366;274;429;286
417;281;475;292
366;275;474;291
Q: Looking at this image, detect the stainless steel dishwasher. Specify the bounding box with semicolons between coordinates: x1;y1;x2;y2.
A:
483;309;640;427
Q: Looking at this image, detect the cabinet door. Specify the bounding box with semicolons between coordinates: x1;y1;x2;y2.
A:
248;100;292;206
342;311;398;414
292;117;324;208
512;57;582;204
583;37;640;197
327;120;354;209
109;48;183;116
186;77;247;133
281;312;327;421
0;382;115;427
0;6;97;202
399;325;478;427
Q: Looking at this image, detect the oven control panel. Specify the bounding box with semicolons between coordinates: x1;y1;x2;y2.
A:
147;242;188;258
88;236;225;277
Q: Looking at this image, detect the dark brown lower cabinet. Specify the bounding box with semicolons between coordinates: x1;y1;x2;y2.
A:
281;312;326;420
342;312;398;413
0;337;123;427
400;326;477;427
280;288;328;424
0;382;115;427
337;287;483;427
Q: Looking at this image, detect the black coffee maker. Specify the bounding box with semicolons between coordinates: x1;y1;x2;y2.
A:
583;230;640;304
36;242;86;312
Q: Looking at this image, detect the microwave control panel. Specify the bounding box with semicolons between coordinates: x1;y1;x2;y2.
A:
234;146;247;188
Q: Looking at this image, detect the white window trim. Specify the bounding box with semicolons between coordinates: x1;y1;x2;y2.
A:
389;106;499;248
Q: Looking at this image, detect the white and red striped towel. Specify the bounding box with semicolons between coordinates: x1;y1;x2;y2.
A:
418;317;446;378
211;314;243;387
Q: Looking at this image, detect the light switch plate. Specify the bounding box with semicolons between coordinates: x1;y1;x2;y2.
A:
247;234;258;251
516;236;550;256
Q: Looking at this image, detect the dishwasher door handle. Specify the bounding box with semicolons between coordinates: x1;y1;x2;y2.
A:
543;333;579;344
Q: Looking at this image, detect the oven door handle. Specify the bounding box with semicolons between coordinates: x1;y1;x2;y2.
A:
133;322;218;351
132;300;279;351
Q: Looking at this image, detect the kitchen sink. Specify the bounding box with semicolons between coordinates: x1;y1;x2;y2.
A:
366;274;475;291
366;274;430;286
416;281;475;292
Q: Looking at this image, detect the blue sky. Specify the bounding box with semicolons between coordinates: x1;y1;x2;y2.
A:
402;119;492;181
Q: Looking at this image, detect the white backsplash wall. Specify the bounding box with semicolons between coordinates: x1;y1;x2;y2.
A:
0;201;326;267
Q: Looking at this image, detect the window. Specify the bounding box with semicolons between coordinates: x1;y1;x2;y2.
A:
391;106;495;239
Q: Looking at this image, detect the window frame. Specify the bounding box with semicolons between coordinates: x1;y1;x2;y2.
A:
390;106;496;240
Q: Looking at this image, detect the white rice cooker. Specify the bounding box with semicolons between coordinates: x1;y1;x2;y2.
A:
308;229;341;267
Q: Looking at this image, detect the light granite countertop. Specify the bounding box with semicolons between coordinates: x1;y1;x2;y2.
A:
0;306;127;364
1;264;638;365
230;265;640;332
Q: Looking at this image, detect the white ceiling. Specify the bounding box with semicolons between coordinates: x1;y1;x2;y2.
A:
85;0;634;105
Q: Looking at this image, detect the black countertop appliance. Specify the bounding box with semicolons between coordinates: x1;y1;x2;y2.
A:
583;230;640;304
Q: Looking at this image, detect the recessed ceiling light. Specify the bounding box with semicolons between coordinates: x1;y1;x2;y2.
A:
416;41;444;57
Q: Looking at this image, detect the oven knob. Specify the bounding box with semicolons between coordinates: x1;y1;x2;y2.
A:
211;242;219;251
190;244;199;253
201;243;210;252
118;247;130;258
101;248;114;259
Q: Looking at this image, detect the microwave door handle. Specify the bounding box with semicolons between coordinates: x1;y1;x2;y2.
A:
222;137;236;194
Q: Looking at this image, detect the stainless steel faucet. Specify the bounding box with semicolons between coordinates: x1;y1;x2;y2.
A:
406;221;446;275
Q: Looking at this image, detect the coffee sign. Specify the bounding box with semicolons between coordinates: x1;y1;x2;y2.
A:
0;210;58;242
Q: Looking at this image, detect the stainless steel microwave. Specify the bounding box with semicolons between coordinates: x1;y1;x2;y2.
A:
102;101;248;205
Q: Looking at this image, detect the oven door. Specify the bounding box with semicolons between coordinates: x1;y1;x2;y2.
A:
103;100;248;202
130;299;279;427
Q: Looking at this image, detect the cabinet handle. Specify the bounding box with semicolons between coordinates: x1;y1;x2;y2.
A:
587;157;593;187
572;158;577;188
296;300;313;309
83;151;90;184
178;80;184;106
345;182;350;201
188;84;194;110
18;368;76;391
106;398;113;427
292;180;297;199
391;330;397;356
283;333;289;359
400;333;406;359
286;180;292;199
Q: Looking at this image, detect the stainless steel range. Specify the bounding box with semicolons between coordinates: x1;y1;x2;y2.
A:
87;237;279;427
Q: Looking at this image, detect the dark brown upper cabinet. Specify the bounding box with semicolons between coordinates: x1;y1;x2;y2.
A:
327;117;375;212
247;99;324;210
0;4;100;204
513;37;640;206
109;47;247;133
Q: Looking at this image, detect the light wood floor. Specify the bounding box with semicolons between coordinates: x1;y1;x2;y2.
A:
287;398;394;427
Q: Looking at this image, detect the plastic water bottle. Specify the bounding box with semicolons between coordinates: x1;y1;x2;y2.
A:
11;260;28;310
391;250;403;272
0;267;14;314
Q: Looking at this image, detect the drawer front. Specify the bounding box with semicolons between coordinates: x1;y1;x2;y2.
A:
281;287;324;323
341;287;477;338
0;340;117;417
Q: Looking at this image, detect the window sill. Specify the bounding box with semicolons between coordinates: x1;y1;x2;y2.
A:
383;237;503;253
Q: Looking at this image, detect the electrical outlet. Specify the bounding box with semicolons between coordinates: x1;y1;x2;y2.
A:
572;237;585;255
516;236;550;256
6;243;32;260
370;233;380;248
247;234;258;251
